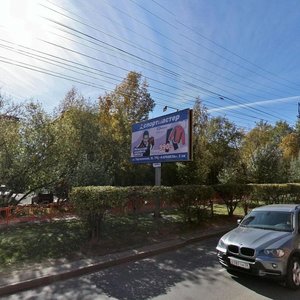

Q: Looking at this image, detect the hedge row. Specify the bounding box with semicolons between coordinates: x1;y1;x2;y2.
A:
70;183;300;240
70;185;214;239
215;183;300;216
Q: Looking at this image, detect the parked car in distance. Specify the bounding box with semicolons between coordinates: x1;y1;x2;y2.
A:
216;204;300;289
31;192;54;204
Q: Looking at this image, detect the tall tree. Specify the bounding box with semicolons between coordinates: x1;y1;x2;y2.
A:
279;133;300;160
206;116;244;184
289;153;300;182
247;143;287;183
98;71;155;185
177;98;212;184
0;101;56;200
241;121;273;162
51;88;107;197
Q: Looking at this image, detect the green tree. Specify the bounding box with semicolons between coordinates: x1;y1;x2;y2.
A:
0;100;57;201
271;121;293;145
247;143;287;183
177;98;212;184
241;121;293;183
51;87;108;197
206;116;244;184
98;71;155;185
289;153;300;182
241;121;273;162
279;133;300;160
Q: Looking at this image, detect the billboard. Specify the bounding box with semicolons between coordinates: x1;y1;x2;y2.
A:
131;109;192;164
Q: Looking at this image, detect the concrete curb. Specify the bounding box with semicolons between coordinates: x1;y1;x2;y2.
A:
0;226;233;297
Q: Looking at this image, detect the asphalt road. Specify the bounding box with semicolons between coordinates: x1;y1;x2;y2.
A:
3;236;300;300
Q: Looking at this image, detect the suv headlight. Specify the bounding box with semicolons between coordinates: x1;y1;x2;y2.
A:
217;239;227;251
264;249;285;258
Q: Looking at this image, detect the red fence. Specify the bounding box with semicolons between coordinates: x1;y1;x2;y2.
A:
0;203;75;226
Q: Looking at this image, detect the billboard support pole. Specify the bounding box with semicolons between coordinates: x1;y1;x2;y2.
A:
153;163;161;218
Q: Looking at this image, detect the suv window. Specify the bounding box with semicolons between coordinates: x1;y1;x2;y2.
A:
241;210;293;232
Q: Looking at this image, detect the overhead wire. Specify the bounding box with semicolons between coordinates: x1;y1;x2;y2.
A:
144;0;300;92
0;47;266;124
38;2;293;121
0;52;190;112
41;2;296;103
38;18;284;121
0;1;294;125
150;0;300;89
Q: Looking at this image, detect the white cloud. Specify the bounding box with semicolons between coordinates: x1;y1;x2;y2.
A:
208;96;300;113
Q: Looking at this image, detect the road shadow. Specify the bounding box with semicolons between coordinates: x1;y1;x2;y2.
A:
3;237;222;300
86;237;222;300
6;235;300;300
229;272;300;300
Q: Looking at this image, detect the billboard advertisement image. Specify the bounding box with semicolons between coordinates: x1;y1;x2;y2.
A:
131;109;192;164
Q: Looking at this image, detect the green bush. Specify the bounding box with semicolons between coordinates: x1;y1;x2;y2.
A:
171;185;214;222
70;186;173;240
251;184;291;205
70;186;128;240
287;183;300;203
214;184;252;216
70;183;300;240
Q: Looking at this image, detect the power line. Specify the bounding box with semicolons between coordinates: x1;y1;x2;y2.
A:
44;0;299;102
51;25;282;104
42;1;296;101
0;54;191;113
0;2;292;125
0;49;267;124
39;2;291;121
105;0;298;95
0;54;273;127
39;19;284;121
148;0;300;91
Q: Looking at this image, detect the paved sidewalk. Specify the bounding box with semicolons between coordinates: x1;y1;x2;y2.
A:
0;224;234;297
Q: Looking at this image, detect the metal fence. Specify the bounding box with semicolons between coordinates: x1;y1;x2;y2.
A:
0;203;75;226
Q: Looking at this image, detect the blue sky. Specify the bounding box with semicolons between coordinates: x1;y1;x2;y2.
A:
0;0;299;130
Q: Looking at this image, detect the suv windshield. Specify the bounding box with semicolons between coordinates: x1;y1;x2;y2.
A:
240;210;293;232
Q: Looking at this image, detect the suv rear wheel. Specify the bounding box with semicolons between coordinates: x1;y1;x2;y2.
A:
286;256;300;289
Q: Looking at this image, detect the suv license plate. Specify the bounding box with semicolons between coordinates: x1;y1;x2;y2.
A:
229;258;250;269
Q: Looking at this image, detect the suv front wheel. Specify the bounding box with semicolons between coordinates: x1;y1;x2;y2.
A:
286;256;300;289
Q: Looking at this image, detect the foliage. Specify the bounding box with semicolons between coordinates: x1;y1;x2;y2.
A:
280;133;300;160
70;186;127;240
3;74;300;202
218;162;248;184
213;184;252;216
70;185;173;240
71;185;215;238
98;71;155;186
171;185;214;222
51;88;108;196
250;183;300;205
206;116;243;184
177;99;212;184
289;154;300;183
0;101;57;199
246;143;287;183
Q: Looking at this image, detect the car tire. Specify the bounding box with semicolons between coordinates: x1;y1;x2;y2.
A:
286;256;300;289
